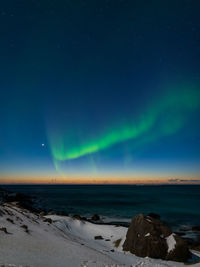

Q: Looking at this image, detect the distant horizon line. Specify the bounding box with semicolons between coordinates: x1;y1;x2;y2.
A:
1;182;200;185
1;176;200;185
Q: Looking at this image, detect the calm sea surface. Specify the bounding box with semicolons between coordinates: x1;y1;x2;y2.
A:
2;184;200;229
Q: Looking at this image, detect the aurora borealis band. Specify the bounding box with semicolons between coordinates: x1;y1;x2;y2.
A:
49;87;199;164
0;0;200;183
47;84;200;176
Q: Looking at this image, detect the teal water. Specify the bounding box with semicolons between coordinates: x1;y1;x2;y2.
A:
2;184;200;230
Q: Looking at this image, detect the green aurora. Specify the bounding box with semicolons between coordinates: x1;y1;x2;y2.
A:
48;85;200;171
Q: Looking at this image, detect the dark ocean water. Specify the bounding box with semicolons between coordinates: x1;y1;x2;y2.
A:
2;184;200;231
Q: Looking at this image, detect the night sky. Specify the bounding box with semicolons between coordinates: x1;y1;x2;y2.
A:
0;0;200;183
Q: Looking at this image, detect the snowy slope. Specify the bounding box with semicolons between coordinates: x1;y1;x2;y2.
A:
0;203;200;267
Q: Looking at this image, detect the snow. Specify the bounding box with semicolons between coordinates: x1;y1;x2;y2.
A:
146;219;152;223
0;203;200;267
166;234;176;253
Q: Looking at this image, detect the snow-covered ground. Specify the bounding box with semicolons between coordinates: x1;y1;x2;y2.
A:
0;203;200;267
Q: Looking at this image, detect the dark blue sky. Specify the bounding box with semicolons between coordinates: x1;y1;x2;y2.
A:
0;0;200;183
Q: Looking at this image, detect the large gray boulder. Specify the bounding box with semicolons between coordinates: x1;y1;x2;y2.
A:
123;214;190;262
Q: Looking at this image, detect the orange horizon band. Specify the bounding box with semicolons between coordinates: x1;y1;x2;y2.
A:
0;178;200;185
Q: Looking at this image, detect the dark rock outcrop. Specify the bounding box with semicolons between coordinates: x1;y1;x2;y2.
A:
91;214;100;221
44;218;52;224
47;210;56;215
186;236;200;252
72;214;82;220
0;186;38;213
39;211;46;217
60;211;69;216
166;234;191;262
72;214;88;221
193;237;200;252
123;214;190;262
192;226;200;231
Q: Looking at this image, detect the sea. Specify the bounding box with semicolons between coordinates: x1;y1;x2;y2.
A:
2;184;200;237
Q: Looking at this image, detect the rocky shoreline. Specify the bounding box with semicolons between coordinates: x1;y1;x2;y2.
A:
1;186;200;247
1;186;200;266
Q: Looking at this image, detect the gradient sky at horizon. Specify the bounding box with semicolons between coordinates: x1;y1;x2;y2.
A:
0;0;200;183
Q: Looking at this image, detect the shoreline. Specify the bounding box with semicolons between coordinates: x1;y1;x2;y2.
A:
1;186;200;266
1;185;200;242
0;201;200;266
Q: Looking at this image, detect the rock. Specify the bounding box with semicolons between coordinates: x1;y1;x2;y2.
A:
123;214;168;259
0;208;5;216
196;236;200;245
0;187;42;213
123;214;190;262
113;238;122;248
192;226;200;231
193;237;200;252
43;218;52;224
72;214;82;220
166;234;191;262
185;236;200;251
91;214;100;221
0;227;8;233
48;210;56;215
194;246;200;252
82;217;88;221
148;212;160;220
0;187;39;213
72;214;88;221
183;237;195;248
21;224;28;230
60;211;68;216
94;235;103;240
39;211;46;217
6;218;14;224
4;192;26;202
